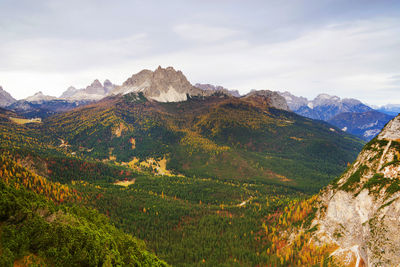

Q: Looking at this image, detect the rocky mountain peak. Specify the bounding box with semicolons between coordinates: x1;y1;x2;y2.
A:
60;86;78;98
243;90;290;111
60;79;115;101
277;91;372;122
25;91;57;102
85;79;104;95
313;93;341;106
195;83;241;97
103;79;113;88
112;66;206;102
279;91;308;110
0;86;16;107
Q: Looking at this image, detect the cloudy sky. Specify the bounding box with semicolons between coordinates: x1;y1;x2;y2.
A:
0;0;399;105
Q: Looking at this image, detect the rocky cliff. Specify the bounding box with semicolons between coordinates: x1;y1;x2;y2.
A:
243;90;290;111
312;115;400;266
194;83;241;97
0;86;16;107
111;66;208;102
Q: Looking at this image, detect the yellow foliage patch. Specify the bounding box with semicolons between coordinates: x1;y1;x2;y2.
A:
9;117;41;124
290;136;304;141
114;179;136;187
122;156;173;176
180;129;230;155
130;137;136;149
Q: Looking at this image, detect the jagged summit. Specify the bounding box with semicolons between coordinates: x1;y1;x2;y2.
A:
277;91;387;140
0;86;16;107
195;83;241;97
60;79;115;101
110;66;207;102
60;86;78;98
279;91;369;114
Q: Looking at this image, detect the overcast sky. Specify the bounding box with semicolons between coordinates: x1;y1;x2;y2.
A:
0;0;399;105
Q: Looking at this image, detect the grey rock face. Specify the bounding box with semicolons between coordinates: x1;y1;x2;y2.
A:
111;66;208;102
195;83;241;97
243;90;290;111
313;114;400;266
0;86;16;107
279;91;308;110
60;79;116;101
60;86;78;98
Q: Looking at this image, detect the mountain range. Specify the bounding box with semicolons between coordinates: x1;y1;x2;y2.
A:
279;91;395;140
60;79;116;100
3;66;400;265
375;104;400;116
0;68;397;143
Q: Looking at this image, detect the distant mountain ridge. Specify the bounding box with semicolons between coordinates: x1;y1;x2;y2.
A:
278;91;392;141
375;104;400;116
328;110;394;140
194;83;241;97
60;79;116;100
279;91;372;121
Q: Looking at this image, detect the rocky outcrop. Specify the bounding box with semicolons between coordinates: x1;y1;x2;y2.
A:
195;83;241;97
110;66;208;102
60;80;116;101
312;114;400;266
0;86;16;107
243;90;290;111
